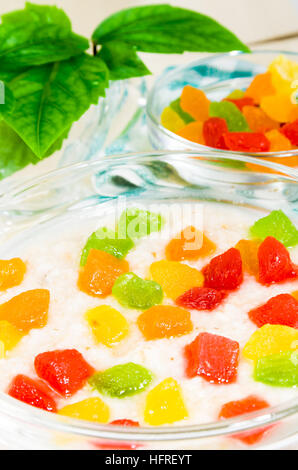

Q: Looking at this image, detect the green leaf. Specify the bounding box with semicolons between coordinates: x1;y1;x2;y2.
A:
0;53;109;158
0;3;89;70
92;4;249;53
98;41;151;80
0;121;69;180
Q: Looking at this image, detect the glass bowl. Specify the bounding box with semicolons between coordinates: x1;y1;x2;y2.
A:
0;151;297;450
146;50;298;164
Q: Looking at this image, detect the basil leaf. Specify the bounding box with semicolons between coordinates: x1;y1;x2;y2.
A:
0;121;69;180
0;54;109;158
0;2;89;70
92;4;249;53
98;41;151;80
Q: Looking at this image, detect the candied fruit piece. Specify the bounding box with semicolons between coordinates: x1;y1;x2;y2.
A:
118;208;164;240
225;96;255;111
150;260;203;300
265;129;292;151
209;101;250;132
58;397;110;423
292;290;298;301
280;120;298;146
242;106;279;133
80;227;134;266
0;341;4;359
0;258;26;290
254;350;298;387
85;305;129;347
8;374;57;412
269;55;298;96
78;249;129;298
248;294;298;328
202;248;243;291
137;305;193;340
165;226;215;262
226;89;245;100
35;349;94;398
177;121;205;145
0;321;23;353
184;332;239;383
144;378;188;425
219;395;270;445
260;94;297;123
223;132;270;153
180;85;210;121
250;210;298;247
89;363;152;398
160;106;184;133
176;287;226;311
112;272;163;310
0;289;49;332
110;419;139;427
258;236;297;285
203;117;229;149
245;72;275;104
170;98;194;124
235;239;260;277
242;324;298;361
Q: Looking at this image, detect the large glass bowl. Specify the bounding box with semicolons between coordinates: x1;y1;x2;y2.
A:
147;51;298;164
0;151;297;450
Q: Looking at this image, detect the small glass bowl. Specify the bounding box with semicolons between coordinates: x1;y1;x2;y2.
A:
0;151;297;450
146;50;298;164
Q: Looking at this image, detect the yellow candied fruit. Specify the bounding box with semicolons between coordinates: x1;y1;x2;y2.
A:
0;258;26;290
0;320;23;353
160;107;185;133
0;341;4;359
150;260;204;300
144;378;188;425
243;324;298;361
58;398;110;423
292;291;298;301
269;55;298;97
85;305;129;347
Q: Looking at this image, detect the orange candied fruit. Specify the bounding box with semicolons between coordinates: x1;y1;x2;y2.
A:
0;258;26;290
242;106;279;133
137;305;193;340
235;239;260;277
0;289;49;332
78;249;129;298
260;94;297;123
244;72;276;104
165;226;216;262
265;129;292;152
176;121;205;145
180;85;210;121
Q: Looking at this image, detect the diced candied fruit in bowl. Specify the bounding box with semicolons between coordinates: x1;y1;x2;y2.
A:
137;305;193;340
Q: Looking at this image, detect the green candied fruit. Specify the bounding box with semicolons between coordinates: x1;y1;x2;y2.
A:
89;362;153;398
118;208;164;240
209;101;250;132
80;227;134;266
250;210;298;248
112;272;163;309
170;98;194;124
226;89;245;99
254;350;298;387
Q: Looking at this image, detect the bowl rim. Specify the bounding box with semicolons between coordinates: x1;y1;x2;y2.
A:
0;150;297;444
146;49;298;159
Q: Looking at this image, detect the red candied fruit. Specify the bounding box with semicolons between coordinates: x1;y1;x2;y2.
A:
110;419;140;427
280;120;298;146
219;395;271;445
8;374;57;412
184;332;239;384
225;96;255;111
176;287;226;311
203;117;229;149
223;132;270;152
258;236;297;285
202;248;243;291
34;349;94;398
248;293;298;328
